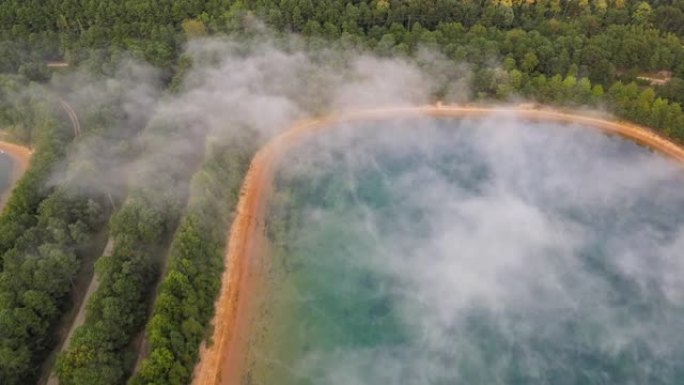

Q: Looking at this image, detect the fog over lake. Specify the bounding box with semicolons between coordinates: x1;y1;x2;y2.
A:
240;116;684;385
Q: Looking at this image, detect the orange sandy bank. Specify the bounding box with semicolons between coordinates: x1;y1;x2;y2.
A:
191;105;684;385
0;140;31;208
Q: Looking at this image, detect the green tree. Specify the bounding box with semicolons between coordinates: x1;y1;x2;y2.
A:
632;2;653;26
521;52;539;73
181;19;207;38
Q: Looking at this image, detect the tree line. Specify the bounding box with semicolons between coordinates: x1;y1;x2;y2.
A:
2;0;682;141
1;1;684;384
0;93;111;385
0;66;160;384
1;0;683;75
129;135;254;385
468;67;684;141
55;115;209;385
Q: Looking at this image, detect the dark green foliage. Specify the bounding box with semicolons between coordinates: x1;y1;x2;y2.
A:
0;0;682;73
0;98;72;259
0;111;109;385
0;65;156;384
655;77;684;105
1;1;684;385
0;75;55;144
54;198;164;385
55;118;209;385
469;67;684;142
607;81;684;141
128;137;253;385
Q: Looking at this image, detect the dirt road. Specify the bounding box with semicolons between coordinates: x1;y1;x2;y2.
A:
42;238;113;385
59;100;81;138
191;105;684;385
0;140;31;209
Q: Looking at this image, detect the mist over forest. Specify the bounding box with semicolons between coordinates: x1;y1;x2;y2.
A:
0;1;683;385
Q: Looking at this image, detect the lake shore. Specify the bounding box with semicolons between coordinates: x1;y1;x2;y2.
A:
0;140;31;209
191;104;684;385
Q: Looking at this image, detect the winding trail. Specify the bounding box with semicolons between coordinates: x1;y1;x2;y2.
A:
59;100;81;138
38;98;87;385
192;105;684;385
0;99;81;384
43;238;112;385
0;140;31;209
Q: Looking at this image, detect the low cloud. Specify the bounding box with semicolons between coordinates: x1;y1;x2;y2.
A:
271;116;684;384
43;35;451;199
10;30;680;383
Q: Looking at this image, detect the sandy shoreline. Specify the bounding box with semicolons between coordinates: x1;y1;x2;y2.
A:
0;140;32;209
191;105;684;385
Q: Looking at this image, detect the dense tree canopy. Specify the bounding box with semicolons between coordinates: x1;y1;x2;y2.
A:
0;0;683;76
55;115;208;385
0;95;111;385
129;137;253;385
0;63;158;385
0;1;683;385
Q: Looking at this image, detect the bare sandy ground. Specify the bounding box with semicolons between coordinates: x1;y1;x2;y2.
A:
0;140;31;209
191;105;684;385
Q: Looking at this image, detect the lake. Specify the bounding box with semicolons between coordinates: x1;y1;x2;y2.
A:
239;116;684;384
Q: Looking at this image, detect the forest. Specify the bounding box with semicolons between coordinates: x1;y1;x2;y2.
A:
0;1;683;385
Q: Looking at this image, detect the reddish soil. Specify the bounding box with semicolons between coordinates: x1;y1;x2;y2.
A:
0;140;31;208
191;105;684;385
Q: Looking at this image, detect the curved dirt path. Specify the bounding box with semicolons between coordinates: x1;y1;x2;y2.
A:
0;140;31;209
42;238;112;385
59;100;81;138
39;100;87;385
192;105;684;385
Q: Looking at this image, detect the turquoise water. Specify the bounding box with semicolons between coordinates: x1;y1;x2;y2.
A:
243;116;684;385
0;153;13;197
